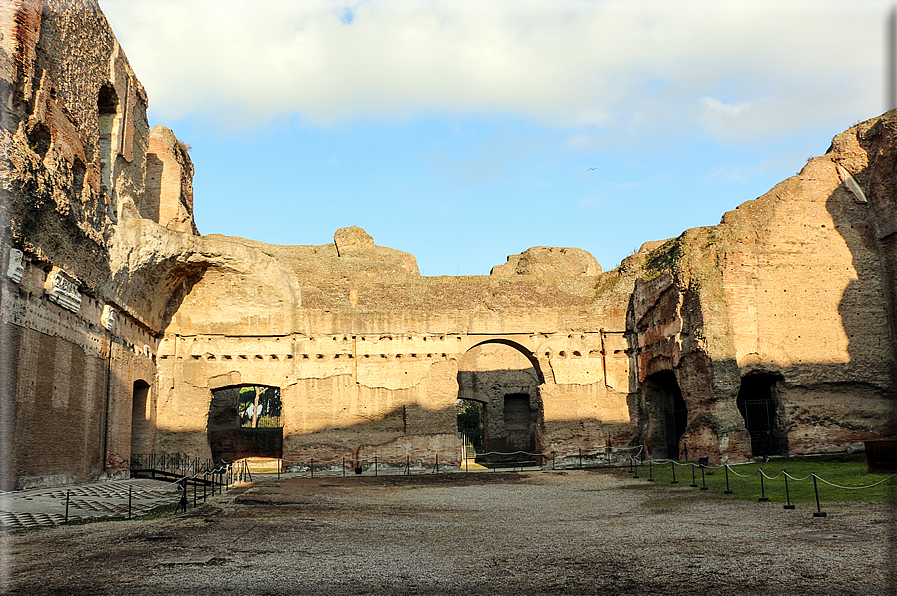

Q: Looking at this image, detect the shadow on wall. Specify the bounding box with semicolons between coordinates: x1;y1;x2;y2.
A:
626;149;897;462
150;399;637;467
826;129;897;401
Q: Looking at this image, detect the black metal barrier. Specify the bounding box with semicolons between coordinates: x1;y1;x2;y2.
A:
273;445;646;479
626;457;897;518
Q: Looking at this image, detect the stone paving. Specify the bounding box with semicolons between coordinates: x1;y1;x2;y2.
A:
0;478;183;530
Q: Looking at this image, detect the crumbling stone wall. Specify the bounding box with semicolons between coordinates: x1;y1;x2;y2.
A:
1;244;158;488
4;0;896;490
143;125;198;234
0;0;198;489
629;112;897;463
154;242;638;466
145;226;640;465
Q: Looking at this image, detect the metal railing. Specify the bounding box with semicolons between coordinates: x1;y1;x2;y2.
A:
130;453;216;477
250;444;647;479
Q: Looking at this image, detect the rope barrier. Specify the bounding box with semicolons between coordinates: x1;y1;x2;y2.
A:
810;472;897;490
758;469;786;480
636;458;897;515
133;450;897;499
725;465;761;478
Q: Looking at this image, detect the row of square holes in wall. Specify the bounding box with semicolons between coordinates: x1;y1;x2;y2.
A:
171;350;611;361
176;353;454;361
186;333;594;344
315;334;593;341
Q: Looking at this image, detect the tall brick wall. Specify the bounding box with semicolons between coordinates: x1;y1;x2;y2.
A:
8;325;106;488
1;246;160;489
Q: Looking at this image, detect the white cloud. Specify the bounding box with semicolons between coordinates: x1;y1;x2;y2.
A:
700;97;768;117
99;0;890;141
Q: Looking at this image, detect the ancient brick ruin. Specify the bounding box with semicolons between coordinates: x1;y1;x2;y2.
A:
2;1;895;490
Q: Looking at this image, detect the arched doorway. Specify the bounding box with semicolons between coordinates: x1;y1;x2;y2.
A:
457;341;543;462
737;374;785;457
643;371;687;459
207;385;283;462
130;380;152;456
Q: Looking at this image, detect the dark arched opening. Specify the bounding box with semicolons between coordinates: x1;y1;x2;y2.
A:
457;341;543;463
456;398;485;455
130;380;152;456
208;385;283;462
644;371;687;459
737;374;785;457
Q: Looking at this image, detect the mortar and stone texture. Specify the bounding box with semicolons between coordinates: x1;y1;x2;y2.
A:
1;0;895;490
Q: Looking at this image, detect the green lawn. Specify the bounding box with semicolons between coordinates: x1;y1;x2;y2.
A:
627;453;897;504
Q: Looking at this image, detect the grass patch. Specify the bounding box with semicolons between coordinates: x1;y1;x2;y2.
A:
629;454;897;505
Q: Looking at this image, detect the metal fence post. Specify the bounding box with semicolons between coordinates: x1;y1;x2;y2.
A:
784;472;795;509
759;470;769;502
812;475;827;517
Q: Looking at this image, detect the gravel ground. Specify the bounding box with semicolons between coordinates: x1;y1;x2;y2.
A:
2;469;894;595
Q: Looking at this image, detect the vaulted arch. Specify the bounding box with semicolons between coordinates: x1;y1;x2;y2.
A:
457;340;544;461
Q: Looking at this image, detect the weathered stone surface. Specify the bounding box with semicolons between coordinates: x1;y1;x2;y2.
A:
2;0;895;489
629;112;897;462
492;246;602;276
334;226;374;254
143;126;198;234
1;0;186;488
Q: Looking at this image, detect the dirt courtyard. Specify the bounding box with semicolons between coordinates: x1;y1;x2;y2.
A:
3;469;894;595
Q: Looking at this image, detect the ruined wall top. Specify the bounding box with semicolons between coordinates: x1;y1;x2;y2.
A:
629;110;897;395
491;246;602;277
1;0;202;333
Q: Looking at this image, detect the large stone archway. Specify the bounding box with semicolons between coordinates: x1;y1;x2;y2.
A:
457;340;544;460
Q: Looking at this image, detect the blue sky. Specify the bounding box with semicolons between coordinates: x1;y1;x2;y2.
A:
101;0;891;276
